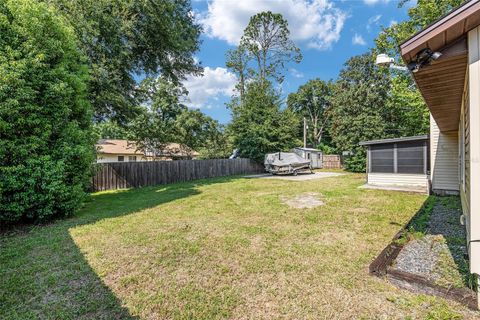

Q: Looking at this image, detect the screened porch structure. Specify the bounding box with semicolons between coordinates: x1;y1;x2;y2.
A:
360;135;430;192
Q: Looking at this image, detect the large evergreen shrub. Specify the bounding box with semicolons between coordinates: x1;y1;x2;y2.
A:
0;0;94;223
229;80;300;163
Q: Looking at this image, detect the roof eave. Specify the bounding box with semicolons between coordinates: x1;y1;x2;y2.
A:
400;0;480;62
359;135;429;146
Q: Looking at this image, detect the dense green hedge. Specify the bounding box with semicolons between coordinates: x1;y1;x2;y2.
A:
0;0;94;223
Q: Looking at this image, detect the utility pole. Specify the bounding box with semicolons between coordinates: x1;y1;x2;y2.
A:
303;117;307;148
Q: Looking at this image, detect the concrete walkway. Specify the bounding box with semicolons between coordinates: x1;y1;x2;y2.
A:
359;183;428;194
243;172;344;181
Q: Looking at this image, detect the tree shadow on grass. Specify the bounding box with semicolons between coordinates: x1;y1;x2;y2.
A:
0;176;241;319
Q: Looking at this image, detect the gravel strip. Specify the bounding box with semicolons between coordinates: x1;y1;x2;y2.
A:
392;198;468;286
428;201;464;238
394;235;445;280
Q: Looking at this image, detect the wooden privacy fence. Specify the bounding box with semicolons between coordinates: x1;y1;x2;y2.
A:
322;155;342;169
92;158;265;191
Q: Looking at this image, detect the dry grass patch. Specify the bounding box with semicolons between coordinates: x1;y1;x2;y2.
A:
280;192;325;209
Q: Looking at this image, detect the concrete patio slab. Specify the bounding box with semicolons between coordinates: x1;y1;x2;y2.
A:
243;172;344;181
359;183;428;194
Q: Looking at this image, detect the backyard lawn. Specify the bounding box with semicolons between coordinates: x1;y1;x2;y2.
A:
1;172;478;319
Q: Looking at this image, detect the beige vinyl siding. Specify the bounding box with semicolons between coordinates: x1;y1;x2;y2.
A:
430;115;459;193
465;86;470;209
367;173;429;190
461;73;470;222
97;154;146;163
468;26;480;274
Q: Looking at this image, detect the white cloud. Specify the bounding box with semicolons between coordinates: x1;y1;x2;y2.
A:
367;14;382;29
200;0;347;50
363;0;390;5
183;67;237;109
290;68;304;78
389;20;398;27
352;33;367;46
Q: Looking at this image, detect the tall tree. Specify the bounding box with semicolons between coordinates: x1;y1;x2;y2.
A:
229;80;300;162
129;77;187;157
386;75;430;136
376;0;465;57
329;52;391;172
175;109;231;159
240;11;302;83
287;79;333;146
226;11;302;160
94;121;129;140
226;46;250;101
46;0;202;123
0;0;94;223
129;77;228;159
374;0;465;138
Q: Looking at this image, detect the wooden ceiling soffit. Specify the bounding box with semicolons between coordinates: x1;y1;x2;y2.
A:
411;38;467;132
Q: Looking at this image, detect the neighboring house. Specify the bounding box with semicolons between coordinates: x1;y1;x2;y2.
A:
96;139;198;163
96;139;145;163
398;0;480;285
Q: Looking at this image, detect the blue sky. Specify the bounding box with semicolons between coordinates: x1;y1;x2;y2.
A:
183;0;413;124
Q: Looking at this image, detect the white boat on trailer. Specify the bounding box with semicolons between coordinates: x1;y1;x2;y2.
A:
264;152;312;175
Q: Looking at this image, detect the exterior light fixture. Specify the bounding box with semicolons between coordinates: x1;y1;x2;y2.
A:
375;54;407;71
407;48;442;73
375;54;394;66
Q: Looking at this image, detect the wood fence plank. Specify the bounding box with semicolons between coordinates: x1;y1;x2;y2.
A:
91;158;266;191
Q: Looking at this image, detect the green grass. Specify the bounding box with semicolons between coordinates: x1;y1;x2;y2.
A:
395;196;436;246
1;173;477;319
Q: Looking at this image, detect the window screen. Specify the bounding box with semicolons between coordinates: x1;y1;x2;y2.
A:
397;141;425;174
370;144;394;173
118;156;124;162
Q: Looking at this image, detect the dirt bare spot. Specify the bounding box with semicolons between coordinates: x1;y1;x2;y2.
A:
281;193;324;209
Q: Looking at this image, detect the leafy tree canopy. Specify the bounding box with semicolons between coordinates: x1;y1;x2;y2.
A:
225;12;301;161
129;77;229;159
241;11;302;83
225;46;250;100
372;0;464;141
0;0;94;223
330;52;391;172
226;11;302;100
94;121;129;140
128;77;188;156
376;0;465;57
229;80;300;162
175;109;231;159
46;0;203;123
287;79;333;146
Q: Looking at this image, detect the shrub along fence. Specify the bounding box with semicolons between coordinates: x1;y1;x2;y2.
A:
322;155;342;169
91;158;265;191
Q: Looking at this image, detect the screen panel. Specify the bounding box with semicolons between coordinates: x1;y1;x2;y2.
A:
397;141;425;174
370;144;394;173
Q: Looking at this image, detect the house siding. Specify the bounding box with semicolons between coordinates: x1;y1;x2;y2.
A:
467;26;480;274
430;115;459;194
97;154;144;163
461;70;470;237
367;173;429;191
